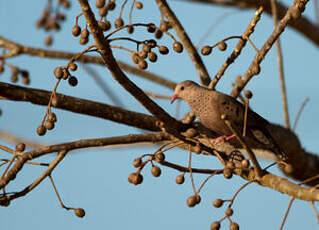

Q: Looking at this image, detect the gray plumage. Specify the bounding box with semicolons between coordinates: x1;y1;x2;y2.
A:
172;80;287;161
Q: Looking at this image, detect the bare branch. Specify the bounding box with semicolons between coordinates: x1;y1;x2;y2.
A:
181;0;319;47
231;0;310;97
78;0;185;133
209;6;263;89
270;0;290;129
0;82;160;132
6;150;67;201
0;132;170;189
0;36;176;90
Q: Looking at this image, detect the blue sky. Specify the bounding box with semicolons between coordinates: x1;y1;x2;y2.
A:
1;0;319;229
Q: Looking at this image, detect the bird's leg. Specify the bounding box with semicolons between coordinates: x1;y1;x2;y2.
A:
210;134;236;145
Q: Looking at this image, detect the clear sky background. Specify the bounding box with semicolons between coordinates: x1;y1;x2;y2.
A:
1;0;319;229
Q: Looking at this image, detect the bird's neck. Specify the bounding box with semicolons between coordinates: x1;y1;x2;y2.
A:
187;87;213;110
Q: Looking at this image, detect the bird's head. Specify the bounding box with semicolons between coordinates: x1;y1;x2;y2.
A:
171;80;198;103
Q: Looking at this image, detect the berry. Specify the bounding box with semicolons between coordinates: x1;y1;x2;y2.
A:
48;112;57;122
148;52;157;62
99;6;108;17
133;158;142;168
114;18;124;28
210;222;221;230
225;208;233;216
142;44;151;53
95;0;105;8
147;39;157;48
128;173;143;185
81;28;89;39
218;41;227;51
135;2;143;9
54;67;63;79
173;42;183;53
106;1;116;10
99;21;111;31
131;54;140;64
15;143;26;152
138;60;148;70
37;125;47;136
175;174;185;184
68;76;78;87
69;63;77;71
241;159;250;168
155;29;163;39
187;195;197;207
147;23;156;33
72;25;81;37
223;168;233;179
213;199;223;208
201;46;212;55
45;120;55;130
127;25;134;34
159;46;169;55
44;36;53;46
230;222;239;230
155;152;165;163
74;208;85;218
151;166;161;177
79;37;89;45
51;95;59;107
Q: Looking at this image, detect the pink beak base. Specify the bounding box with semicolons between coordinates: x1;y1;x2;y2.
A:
171;94;178;104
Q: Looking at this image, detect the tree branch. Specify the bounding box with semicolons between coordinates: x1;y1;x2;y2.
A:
0;36;176;90
231;0;310;97
78;0;185;132
181;0;319;47
0;82;160;132
0;132;171;189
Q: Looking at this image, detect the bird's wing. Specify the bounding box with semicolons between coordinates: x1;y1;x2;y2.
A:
216;92;268;129
216;92;287;160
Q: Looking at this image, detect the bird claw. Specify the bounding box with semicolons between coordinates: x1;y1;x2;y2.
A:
210;134;236;146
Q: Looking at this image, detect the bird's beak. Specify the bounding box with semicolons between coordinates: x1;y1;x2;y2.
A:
171;94;178;104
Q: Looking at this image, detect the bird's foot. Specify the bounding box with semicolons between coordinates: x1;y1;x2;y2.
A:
210;134;236;145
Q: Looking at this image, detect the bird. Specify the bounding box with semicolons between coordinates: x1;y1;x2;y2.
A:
171;80;287;161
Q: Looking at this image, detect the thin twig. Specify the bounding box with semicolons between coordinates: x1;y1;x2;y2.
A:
293;97;310;131
223;118;263;179
209;6;263;89
180;0;319;47
229;181;254;207
160;161;223;174
310;201;319;223
188;147;197;195
231;0;311;98
279;197;295;230
49;174;70;209
270;0;290;129
6;150;67;201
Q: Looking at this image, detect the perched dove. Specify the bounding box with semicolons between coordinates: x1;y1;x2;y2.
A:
171;80;287;161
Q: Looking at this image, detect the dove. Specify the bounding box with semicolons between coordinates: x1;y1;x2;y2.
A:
171;80;287;161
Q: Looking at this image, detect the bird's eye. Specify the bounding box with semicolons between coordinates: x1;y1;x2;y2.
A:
180;86;184;91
